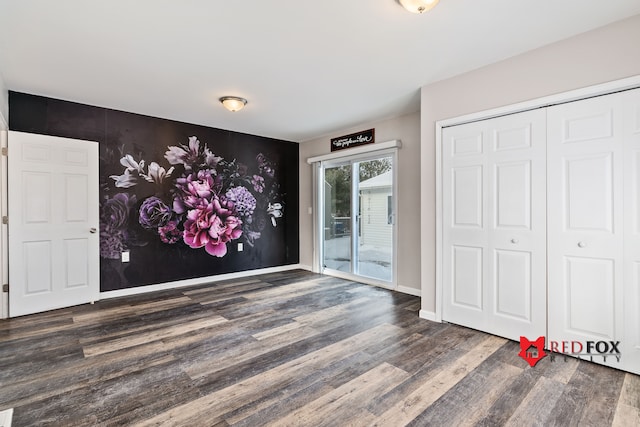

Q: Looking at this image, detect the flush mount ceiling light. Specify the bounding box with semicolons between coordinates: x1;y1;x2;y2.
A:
398;0;440;14
219;96;248;112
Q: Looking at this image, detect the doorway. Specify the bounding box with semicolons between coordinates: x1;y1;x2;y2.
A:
320;152;396;286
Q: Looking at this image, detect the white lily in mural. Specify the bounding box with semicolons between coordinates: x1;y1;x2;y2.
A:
112;155;175;187
204;147;223;170
164;145;186;166
165;136;201;170
110;169;138;188
120;154;144;173
267;202;283;226
164;136;223;173
141;162;175;184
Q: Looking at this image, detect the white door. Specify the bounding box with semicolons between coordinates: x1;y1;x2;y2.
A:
442;109;546;341
8;131;99;317
623;89;640;375
547;93;626;370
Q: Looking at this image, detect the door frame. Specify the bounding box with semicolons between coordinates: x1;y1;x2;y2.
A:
429;74;640;323
0;118;7;319
307;140;400;291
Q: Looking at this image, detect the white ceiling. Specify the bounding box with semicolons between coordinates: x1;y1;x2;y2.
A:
1;1;639;142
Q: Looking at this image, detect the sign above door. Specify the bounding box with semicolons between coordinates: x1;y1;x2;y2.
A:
330;128;375;152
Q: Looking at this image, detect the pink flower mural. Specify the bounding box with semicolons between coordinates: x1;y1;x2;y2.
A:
101;136;284;259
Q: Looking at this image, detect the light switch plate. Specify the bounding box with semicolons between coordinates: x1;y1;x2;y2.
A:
121;251;130;263
237;243;243;252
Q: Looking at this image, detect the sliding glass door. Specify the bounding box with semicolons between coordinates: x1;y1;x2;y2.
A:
323;162;352;273
320;152;395;285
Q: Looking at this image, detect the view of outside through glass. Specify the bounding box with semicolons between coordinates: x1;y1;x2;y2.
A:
323;156;393;282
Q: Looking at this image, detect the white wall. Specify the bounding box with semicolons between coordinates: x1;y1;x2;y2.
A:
420;14;640;315
299;112;421;294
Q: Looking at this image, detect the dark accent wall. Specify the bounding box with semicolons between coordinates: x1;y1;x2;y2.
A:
9;92;299;292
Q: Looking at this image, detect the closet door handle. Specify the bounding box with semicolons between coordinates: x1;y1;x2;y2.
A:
577;241;586;248
510;238;519;244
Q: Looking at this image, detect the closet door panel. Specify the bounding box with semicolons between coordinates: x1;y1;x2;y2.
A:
443;109;546;341
452;245;483;310
548;92;625;371
443;122;488;329
623;88;640;375
564;256;615;339
564;153;614;232
494;160;531;230
494;249;531;321
489;111;546;340
452;165;483;228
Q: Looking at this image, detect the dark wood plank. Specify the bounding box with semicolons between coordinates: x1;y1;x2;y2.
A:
545;359;626;426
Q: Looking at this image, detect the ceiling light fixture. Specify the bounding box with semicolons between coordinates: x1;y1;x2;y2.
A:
398;0;440;14
219;96;248;112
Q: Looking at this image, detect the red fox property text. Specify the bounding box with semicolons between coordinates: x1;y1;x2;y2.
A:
549;340;621;362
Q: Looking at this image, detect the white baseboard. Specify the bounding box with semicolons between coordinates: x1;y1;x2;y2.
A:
100;264;305;300
419;309;439;322
0;408;13;427
397;285;421;297
297;264;313;272
0;290;7;320
99;263;423;304
317;268;421;297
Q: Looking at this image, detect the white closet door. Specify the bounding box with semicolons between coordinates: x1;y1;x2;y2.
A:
623;88;640;375
443;119;487;331
547;93;625;371
442;109;546;341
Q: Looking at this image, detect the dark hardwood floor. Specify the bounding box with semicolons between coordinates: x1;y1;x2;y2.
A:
0;270;638;426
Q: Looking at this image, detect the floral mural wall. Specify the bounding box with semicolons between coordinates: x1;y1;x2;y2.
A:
103;136;283;259
9;92;299;291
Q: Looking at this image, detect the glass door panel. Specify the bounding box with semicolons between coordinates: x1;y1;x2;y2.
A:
356;156;393;281
322;163;352;273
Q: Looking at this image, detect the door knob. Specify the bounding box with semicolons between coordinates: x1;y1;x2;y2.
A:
577;241;586;248
511;238;519;244
90;227;97;234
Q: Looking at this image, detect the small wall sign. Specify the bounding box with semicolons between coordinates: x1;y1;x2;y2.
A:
330;128;375;152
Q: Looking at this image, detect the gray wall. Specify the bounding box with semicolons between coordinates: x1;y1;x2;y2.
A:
420;14;640;314
299;112;421;294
